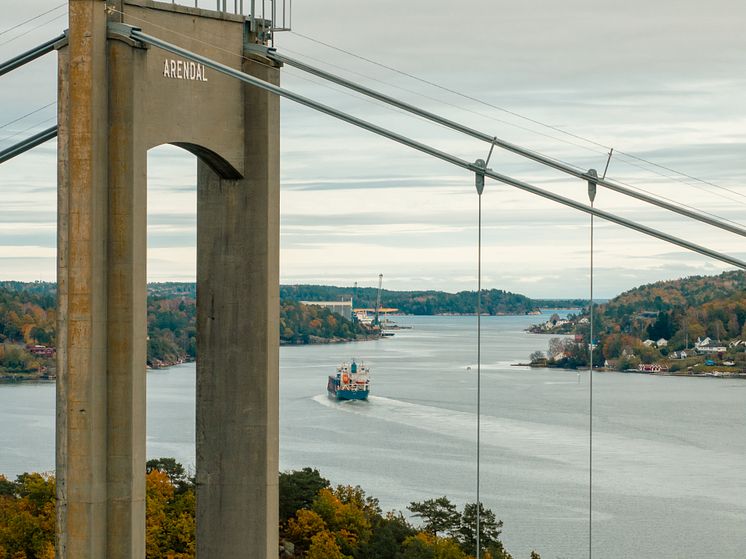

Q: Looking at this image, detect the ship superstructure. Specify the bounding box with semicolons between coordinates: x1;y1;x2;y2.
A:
327;360;370;400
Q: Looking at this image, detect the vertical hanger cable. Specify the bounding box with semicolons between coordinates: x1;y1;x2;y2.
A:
587;169;598;559
474;159;486;559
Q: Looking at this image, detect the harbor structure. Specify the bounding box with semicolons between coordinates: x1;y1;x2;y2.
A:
301;300;353;321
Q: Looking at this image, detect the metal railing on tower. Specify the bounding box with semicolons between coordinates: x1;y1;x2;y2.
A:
170;0;291;32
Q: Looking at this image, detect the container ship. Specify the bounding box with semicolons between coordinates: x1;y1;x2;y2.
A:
327;360;370;400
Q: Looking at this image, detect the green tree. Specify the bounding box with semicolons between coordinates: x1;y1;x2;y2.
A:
457;502;504;558
408;496;461;538
0;475;14;497
646;312;674;340
401;533;437;559
356;511;416;559
529;351;545;363
147;457;191;494
279;467;330;524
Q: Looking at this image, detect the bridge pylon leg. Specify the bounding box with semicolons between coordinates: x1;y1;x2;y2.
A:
196;52;281;558
58;1;146;558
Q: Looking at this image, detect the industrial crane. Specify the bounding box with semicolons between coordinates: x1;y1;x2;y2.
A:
374;273;383;326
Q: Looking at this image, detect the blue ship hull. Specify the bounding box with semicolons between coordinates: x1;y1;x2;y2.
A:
327;375;369;400
331;388;369;400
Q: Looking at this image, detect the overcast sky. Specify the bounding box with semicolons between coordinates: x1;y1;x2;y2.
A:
1;0;744;298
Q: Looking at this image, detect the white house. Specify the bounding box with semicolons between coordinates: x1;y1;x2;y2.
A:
696;342;727;354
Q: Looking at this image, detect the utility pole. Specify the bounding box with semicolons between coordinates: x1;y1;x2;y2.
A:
352;282;358;328
374;274;383;326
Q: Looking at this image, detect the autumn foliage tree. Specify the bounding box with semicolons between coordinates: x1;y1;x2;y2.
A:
280;302;366;344
0;473;55;559
0;463;541;559
144;469;195;558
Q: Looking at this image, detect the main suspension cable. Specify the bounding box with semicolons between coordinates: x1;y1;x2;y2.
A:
277;43;608;163
288;30;611;154
270;50;746;238
111;9;746;217
112;27;746;270
111;7;746;215
287;30;746;205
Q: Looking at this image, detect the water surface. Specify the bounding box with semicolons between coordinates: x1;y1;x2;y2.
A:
1;313;744;558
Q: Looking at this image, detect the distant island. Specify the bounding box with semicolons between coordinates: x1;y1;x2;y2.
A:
527;270;746;377
280;284;584;316
281;284;537;315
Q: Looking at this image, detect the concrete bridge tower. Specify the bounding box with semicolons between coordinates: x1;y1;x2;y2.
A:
57;1;280;557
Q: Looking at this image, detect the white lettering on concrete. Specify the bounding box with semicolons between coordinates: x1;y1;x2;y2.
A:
162;58;209;82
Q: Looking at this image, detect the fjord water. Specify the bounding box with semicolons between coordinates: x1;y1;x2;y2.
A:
1;313;745;558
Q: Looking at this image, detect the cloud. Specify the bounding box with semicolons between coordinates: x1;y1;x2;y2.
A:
1;0;744;297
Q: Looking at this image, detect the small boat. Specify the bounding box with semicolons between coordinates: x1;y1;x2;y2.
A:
327;360;370;400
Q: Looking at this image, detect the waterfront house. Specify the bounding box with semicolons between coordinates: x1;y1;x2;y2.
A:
695;336;712;348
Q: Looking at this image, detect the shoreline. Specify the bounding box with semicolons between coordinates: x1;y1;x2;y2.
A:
0;372;55;383
514;363;746;379
1;335;382;382
281;333;381;346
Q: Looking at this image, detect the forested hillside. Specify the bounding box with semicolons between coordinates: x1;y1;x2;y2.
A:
603;269;746;316
0;282;56;345
0;282;57;376
530;270;746;372
600;270;746;343
0;283;374;375
280;284;538;315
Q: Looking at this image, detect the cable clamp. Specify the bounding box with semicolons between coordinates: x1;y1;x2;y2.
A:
587;168;598;203
474;159;486;195
245;43;277;57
